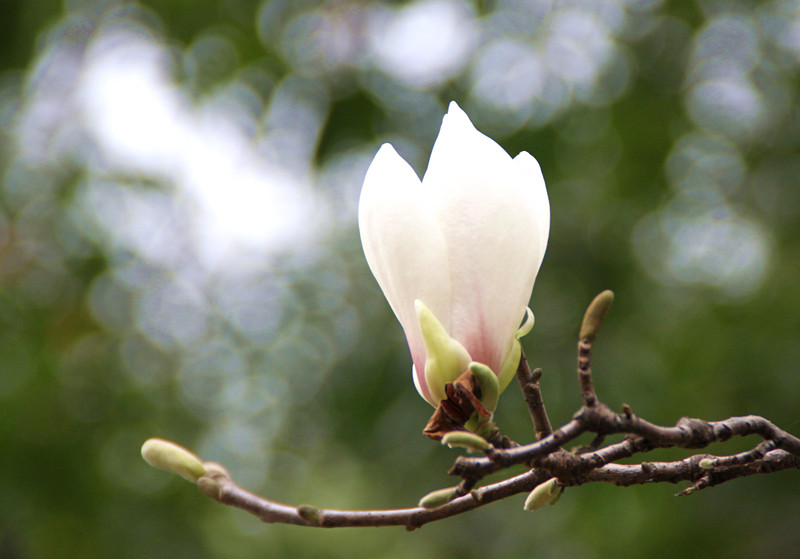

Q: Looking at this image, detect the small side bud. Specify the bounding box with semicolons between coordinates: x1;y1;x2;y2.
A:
579;290;615;342
197;461;230;500
699;458;715;470
141;438;205;483
418;487;459;509
441;431;490;453
469;362;499;411
198;475;223;500
523;478;562;511
297;505;323;526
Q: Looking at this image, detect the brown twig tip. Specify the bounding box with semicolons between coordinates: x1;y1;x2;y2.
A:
579;290;615;342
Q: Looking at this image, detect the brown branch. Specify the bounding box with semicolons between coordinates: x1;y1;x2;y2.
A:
142;290;800;529
586;450;800;488
196;463;552;529
181;443;800;529
184;404;800;528
576;339;596;406
576;290;614;406
515;352;552;440
448;406;800;484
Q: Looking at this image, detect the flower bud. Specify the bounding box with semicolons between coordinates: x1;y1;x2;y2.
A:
418;486;459;509
297;505;323;526
441;431;491;452
699;458;715;469
141;438;206;483
523;478;562;511
579;290;615;342
359;102;549;410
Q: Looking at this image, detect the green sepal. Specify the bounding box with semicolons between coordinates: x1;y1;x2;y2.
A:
496;307;535;396
415;300;472;403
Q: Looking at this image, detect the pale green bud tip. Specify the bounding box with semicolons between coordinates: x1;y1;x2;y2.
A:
579;290;615;342
141;438;206;483
442;431;490;452
418;487;459;509
699;458;715;470
523;478;561;511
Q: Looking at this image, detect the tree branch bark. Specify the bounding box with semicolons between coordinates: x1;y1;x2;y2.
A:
142;290;800;529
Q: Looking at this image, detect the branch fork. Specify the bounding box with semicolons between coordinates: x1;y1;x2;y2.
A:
142;290;800;529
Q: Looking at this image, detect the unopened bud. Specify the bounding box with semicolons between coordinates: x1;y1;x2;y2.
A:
297;505;322;526
580;290;614;342
523;478;562;511
141;438;205;483
469;362;499;411
418;487;459;509
442;431;490;453
699;458;715;470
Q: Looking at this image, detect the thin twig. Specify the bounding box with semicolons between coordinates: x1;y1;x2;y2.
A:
576;339;596;406
586;450;800;488
188;446;800;528
199;465;552;529
576;290;614;406
515;352;553;440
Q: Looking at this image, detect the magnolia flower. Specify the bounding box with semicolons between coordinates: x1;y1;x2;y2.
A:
358;102;549;409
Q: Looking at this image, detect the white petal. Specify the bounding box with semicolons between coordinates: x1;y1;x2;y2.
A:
423;102;514;193
512;151;550;267
421;103;549;373
358;144;451;400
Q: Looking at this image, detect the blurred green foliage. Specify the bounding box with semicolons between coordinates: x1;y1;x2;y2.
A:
1;0;800;558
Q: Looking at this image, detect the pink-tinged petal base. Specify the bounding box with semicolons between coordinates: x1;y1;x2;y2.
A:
422;103;549;378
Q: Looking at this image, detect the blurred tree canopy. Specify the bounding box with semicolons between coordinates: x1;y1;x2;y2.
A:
1;0;800;558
